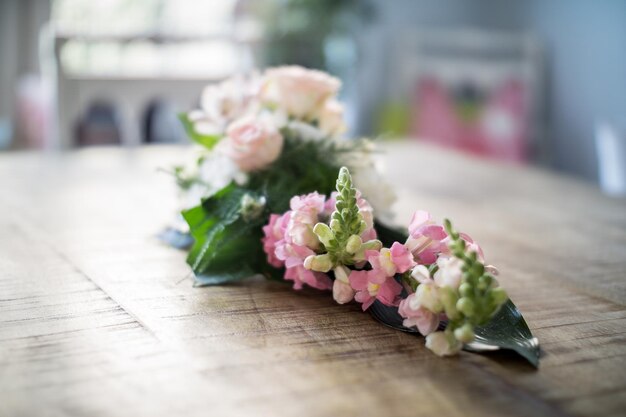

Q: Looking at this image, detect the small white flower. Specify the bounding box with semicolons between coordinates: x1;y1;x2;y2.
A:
425;331;462;356
434;256;464;290
411;265;432;284
412;282;443;313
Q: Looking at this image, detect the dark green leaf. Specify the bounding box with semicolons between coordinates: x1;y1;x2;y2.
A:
368;298;540;367
178;113;221;149
471;299;540;367
183;184;265;285
194;265;257;286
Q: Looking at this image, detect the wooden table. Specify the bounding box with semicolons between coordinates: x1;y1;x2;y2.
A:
1;142;625;417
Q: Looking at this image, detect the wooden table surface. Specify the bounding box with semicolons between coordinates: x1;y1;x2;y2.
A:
1;142;625;417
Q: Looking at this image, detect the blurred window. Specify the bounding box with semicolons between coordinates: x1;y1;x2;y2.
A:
51;0;240;78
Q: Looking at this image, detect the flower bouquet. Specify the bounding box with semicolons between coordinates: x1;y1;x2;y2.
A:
165;66;539;365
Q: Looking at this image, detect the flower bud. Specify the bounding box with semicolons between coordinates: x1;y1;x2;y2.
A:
313;222;334;247
345;234;362;254
489;287;508;308
332;279;354;304
454;323;475;343
303;255;314;270
305;254;333;272
456;297;475;317
459;282;473;297
471;263;485;277
416;283;443;313
425;331;462;356
353;239;382;261
330;218;340;231
439;286;460;320
240;194;266;221
477;274;492;291
333;265;350;283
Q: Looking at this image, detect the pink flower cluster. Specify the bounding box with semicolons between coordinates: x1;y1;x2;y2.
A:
262;190;417;312
262;192;378;291
262;194;497;357
396;210;494;356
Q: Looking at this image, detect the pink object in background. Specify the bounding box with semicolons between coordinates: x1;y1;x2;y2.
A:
412;76;528;162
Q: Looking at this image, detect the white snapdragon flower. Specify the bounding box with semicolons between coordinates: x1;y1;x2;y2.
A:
433;256;464;290
425;331;463;356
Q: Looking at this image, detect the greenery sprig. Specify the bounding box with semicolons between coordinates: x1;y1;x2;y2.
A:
305;167;381;272
442;219;508;343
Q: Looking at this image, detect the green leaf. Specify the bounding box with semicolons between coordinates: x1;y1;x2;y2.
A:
470;300;540;367
183;184;265;286
368;299;540;367
178;113;221;149
194;265;257;286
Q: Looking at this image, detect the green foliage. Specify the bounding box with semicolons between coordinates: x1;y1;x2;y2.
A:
320;167;366;266
442;219;508;348
183;185;266;285
178;113;221;149
246;134;347;213
182;134;352;285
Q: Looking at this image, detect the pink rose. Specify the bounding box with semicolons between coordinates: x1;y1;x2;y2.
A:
260;66;341;120
221;116;283;172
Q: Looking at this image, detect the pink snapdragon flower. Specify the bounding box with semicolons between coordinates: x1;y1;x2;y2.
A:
348;243;414;311
398;295;440;336
332;265;354;304
405;210;448;265
287;192;326;249
452;232;485;262
349;270;402;311
398;265;441;335
261;212;290;268
274;235;333;291
262;192;333;291
284;265;333;291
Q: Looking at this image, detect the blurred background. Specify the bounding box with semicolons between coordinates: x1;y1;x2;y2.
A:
1;0;625;195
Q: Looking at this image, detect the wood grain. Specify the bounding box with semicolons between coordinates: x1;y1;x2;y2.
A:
0;142;625;417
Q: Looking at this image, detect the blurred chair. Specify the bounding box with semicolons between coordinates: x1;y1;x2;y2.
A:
75;101;122;146
388;29;543;163
142;99;186;144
